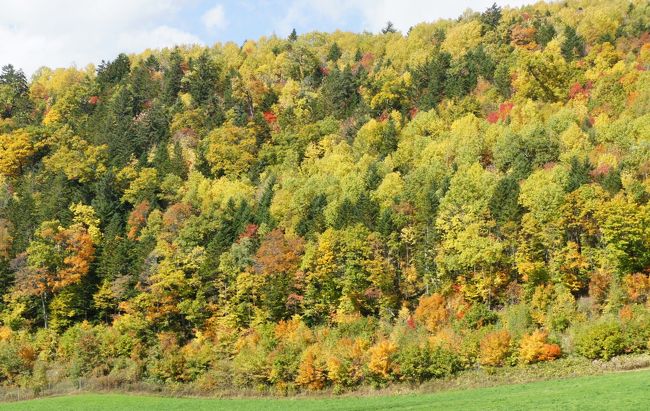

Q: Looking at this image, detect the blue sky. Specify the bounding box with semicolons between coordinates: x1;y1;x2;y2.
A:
0;0;537;76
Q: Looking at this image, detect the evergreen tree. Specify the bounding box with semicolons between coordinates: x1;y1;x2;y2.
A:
561;26;585;61
412;51;451;110
97;53;131;89
321;65;360;118
163;48;184;105
0;64;31;120
481;3;502;32
289;28;298;42
382;21;397;34
184;50;221;107
327;42;342;62
566;157;592;192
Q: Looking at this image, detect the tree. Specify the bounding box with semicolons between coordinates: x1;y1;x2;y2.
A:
561;26;585;61
97;53;131;88
481;3;502;32
203;123;257;177
493;61;512;98
445;46;494;99
183;50;221;107
0;129;34;177
513;40;570;102
254;229;304;320
0;64;30;120
43;129;107;183
288;29;298;42
435;164;506;302
327;42;342;62
320;65;360;118
596;194;650;275
303;225;392;323
381;22;397;34
13;204;99;328
412;50;451;109
163;48;185;105
534;19;556;47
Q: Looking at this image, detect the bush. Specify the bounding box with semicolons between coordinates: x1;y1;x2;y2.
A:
500;303;533;339
326;337;367;390
399;343;461;383
459;303;498;330
519;330;561;364
58;322;104;380
268;319;312;389
548;285;576;332
181;336;217;382
295;345;328;390
623;273;650;304
620;306;650;354
232;330;272;388
367;340;398;383
0;331;37;384
574;320;625;360
145;332;186;383
414;294;449;332
479;330;511;367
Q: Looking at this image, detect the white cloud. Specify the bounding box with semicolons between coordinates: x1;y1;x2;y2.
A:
0;0;543;76
202;4;228;30
117;26;202;53
359;0;537;32
278;0;538;35
0;0;201;76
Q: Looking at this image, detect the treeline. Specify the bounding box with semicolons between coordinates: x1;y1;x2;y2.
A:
0;0;650;394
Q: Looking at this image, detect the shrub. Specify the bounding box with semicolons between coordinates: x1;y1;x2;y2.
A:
267;344;302;389
0;332;37;384
623;273;650;304
232;330;272;388
530;285;553;326
459;303;498;330
500;303;533;339
181;336;217;382
145;332;186;383
295;345;328;390
548;285;576;332
479;330;512;367
367;340;398;382
574;320;625;360
268;318;312;389
519;330;561;364
589;269;612;308
455;329;484;367
326;337;367;389
58;322;104;380
621;307;650;354
414;294;448;332
399;343;461;383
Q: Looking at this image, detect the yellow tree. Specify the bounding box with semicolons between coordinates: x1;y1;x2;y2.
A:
204;122;256;177
0;129;35;177
513;40;571;102
13;204;99;328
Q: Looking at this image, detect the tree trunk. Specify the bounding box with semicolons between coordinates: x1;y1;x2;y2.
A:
41;292;48;329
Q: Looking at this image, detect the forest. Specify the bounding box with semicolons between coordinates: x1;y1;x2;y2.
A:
0;0;649;396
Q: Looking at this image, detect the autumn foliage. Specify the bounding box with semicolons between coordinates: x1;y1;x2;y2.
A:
519;330;562;364
480;330;512;367
0;0;649;395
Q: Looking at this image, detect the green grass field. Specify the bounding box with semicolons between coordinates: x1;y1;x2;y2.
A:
2;369;649;411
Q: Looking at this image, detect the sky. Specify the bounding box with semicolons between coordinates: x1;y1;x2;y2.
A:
0;0;538;77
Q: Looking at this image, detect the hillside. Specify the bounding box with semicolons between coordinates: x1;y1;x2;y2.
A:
0;0;649;397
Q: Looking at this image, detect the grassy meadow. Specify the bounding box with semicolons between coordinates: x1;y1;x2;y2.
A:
2;368;649;411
